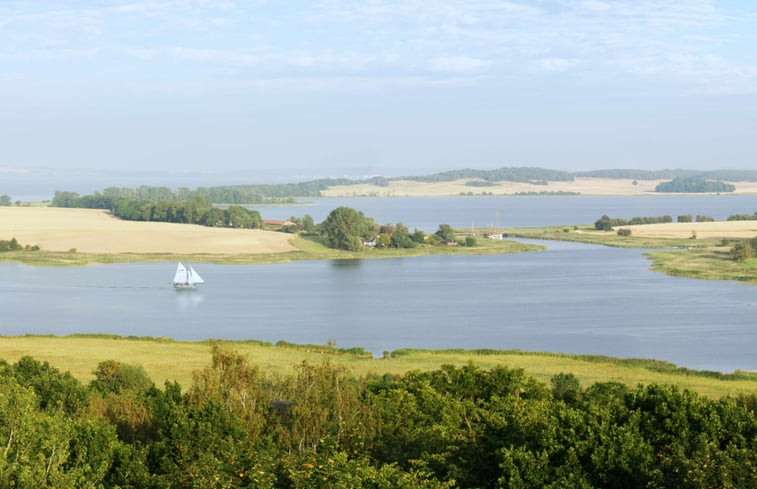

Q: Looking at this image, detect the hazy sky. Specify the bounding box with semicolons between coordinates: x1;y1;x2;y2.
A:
1;0;756;178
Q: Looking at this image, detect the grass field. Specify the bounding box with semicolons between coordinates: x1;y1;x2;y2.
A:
0;335;754;399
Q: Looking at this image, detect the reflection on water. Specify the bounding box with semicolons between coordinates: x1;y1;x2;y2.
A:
330;259;362;268
175;291;205;311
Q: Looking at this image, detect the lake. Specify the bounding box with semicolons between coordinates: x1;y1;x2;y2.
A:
1;235;755;372
252;194;757;231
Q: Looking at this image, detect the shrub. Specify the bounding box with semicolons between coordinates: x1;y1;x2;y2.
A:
617;228;632;236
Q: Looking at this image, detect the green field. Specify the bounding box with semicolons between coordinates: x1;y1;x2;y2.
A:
1;335;754;399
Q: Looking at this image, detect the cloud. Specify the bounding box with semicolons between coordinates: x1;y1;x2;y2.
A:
0;0;754;95
535;57;578;73
428;56;490;74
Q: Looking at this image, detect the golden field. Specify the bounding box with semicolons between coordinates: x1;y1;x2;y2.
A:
0;207;296;254
624;220;757;239
321;177;757;197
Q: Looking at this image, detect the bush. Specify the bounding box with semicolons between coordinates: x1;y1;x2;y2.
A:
464;236;477;247
617;228;632;236
731;241;753;262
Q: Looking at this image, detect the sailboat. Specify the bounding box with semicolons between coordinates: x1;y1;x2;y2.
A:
172;262;205;289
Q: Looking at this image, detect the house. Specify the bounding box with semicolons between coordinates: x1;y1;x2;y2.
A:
263;219;294;227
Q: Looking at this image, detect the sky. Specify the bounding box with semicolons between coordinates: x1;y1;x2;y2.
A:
1;0;756;183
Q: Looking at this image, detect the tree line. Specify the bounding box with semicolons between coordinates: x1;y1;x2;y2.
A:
594;214;674;231
655;177;736;193
402;167;574;184
0;346;754;488
726;211;757;221
0;237;39;252
111;197;263;229
50;178;378;207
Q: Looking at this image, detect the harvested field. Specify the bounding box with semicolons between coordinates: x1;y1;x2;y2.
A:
623;220;757;240
321;177;757;197
0;207;296;254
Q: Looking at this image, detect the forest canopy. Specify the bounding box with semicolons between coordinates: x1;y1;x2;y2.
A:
0;348;754;488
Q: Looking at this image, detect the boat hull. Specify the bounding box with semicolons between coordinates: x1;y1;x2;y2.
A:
172;283;197;290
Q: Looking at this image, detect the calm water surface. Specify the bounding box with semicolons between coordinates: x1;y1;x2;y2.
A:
2;239;755;372
253;195;757;230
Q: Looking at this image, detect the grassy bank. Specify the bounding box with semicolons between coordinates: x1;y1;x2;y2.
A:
646;247;757;283
0;335;754;399
505;225;718;248
505;225;757;283
0;234;543;266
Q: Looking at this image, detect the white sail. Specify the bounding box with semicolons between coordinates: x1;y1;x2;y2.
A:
173;263;188;284
172;262;204;288
188;266;205;284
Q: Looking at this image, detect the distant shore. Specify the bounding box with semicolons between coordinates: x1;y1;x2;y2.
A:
321;177;757;197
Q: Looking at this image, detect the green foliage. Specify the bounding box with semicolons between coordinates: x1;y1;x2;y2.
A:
616;228;631;236
0;238;23;252
551;372;581;403
464;236;477;247
435;224;456;242
678;214;693;223
655;177;736;193
0;352;755;488
89;360;155;395
726;211;757;221
595;214;673;230
9;356;88;415
320;206;376;251
0;194;11;206
731;240;753;262
390;222;416;248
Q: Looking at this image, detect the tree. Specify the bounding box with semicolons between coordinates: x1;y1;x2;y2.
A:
391;222;414;248
320;207;376;251
302;214;316;233
51;190;81;208
435;224;455;242
550;372;581;403
228;206;261;229
0;194;11;206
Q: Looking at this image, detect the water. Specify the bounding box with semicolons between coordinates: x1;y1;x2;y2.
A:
252;195;757;231
1;238;755;372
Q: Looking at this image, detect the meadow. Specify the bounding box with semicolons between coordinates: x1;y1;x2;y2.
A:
0;335;754;399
